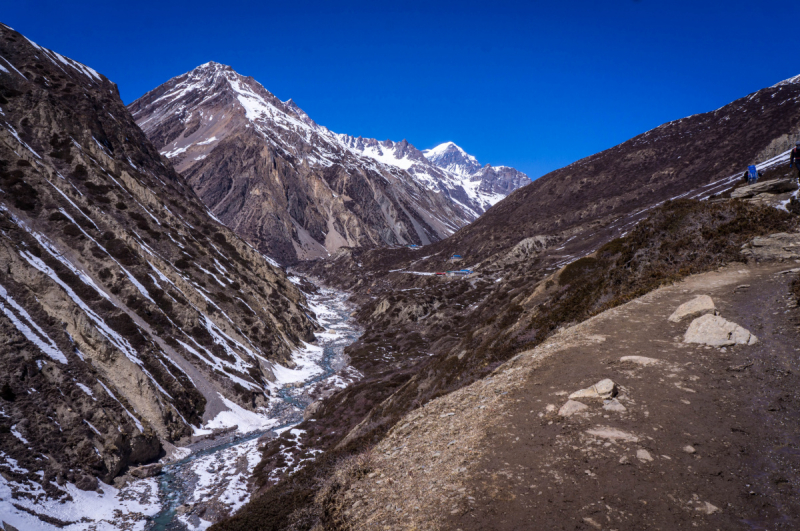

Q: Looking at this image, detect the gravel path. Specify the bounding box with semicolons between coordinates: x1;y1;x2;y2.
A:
333;262;800;530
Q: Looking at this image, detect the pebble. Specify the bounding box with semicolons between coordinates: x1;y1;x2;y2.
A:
682;445;696;454
636;449;654;462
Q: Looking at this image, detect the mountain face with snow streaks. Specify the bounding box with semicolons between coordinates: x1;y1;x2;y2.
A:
129;63;530;264
0;24;316;503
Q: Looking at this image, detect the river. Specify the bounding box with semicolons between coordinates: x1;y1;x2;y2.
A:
147;283;361;530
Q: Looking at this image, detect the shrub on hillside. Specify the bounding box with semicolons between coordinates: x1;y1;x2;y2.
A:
531;199;798;342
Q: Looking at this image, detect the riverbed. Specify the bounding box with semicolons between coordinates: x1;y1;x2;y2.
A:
147;283;361;530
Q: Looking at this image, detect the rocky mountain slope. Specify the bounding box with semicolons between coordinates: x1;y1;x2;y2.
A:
0;22;316;508
320;262;800;530
128;63;529;264
213;73;800;530
410;73;800;268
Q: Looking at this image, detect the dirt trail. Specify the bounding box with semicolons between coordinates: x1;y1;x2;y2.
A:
333;262;800;530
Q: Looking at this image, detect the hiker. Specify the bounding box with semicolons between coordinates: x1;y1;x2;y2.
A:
745;165;759;184
792;141;800;179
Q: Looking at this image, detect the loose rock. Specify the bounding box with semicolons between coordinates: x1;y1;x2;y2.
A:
602;398;627;413
586;427;639;443
569;378;618;400
619;356;662;366
558;400;589;417
684;314;757;346
636;449;654;462
668;295;716;323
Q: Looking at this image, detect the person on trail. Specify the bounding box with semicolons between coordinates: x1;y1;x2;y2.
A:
791;141;800;179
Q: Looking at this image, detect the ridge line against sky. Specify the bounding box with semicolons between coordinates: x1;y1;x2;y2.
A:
4;0;800;179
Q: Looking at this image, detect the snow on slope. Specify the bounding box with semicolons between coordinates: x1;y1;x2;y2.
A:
423;141;481;177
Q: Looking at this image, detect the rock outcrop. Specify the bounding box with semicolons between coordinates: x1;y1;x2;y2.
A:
742;232;800;261
730;178;798;198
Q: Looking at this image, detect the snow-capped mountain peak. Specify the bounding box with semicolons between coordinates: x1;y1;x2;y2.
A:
423;141;481;177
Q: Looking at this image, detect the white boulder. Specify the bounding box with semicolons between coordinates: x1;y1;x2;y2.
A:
684;314;757;347
668;295;715;323
569;378;618;400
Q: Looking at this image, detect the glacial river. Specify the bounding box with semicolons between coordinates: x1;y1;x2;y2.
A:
148;284;361;530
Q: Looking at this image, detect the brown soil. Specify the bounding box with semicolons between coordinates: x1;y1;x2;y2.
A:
327;262;800;530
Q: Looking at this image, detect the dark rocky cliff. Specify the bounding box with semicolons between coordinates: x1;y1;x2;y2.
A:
0;23;315;497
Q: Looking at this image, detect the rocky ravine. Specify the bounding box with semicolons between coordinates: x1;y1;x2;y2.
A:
0;23;319;525
128;62;530;265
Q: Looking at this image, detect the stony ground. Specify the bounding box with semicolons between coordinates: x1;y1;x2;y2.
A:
329;261;800;530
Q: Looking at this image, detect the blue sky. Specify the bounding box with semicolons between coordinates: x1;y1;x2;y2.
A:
5;1;800;179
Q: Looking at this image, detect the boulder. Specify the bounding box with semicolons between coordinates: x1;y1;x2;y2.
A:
129;463;163;479
730;178;798;199
558;400;588;417
569;378;618;400
668;295;715;323
75;474;99;491
683;314;757;347
741;232;800;261
602;399;627;413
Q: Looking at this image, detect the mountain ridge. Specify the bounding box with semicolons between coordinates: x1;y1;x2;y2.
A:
128;62;530;264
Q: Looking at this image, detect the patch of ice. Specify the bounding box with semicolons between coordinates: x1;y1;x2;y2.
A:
76;383;95;400
10;424;28;444
203;396;279;434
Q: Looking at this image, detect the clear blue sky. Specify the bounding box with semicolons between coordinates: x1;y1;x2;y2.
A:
5;1;800;179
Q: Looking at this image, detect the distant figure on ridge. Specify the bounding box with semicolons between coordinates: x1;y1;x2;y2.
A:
746;165;758;184
791;141;800;180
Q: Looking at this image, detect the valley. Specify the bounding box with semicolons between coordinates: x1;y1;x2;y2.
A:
2;16;800;531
